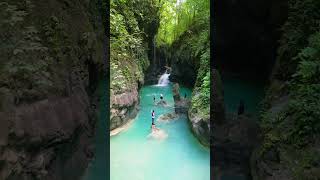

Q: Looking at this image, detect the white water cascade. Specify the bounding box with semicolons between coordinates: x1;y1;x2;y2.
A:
157;71;170;86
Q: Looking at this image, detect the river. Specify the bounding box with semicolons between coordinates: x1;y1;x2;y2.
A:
110;84;210;180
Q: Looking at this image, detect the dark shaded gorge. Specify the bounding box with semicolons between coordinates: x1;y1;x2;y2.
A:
214;0;287;80
212;0;288;179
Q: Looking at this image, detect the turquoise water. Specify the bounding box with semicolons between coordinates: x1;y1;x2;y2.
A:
110;84;210;180
221;76;265;180
222;75;265;116
83;81;109;180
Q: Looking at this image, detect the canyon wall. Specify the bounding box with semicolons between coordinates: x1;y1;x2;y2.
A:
0;0;105;179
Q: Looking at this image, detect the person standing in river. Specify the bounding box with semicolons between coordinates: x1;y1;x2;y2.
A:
160;94;163;100
153;95;156;103
151;110;155;125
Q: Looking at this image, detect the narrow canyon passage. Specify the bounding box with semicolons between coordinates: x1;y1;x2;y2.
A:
109;0;210;179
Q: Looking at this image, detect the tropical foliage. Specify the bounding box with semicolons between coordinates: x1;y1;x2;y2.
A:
110;0;160;93
157;0;209;45
110;0;210;119
159;0;210;120
258;1;320;178
262;0;320;145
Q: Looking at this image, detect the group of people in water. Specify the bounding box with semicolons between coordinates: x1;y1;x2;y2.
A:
149;91;245;133
150;93;188;131
151;94;164;131
153;94;163;103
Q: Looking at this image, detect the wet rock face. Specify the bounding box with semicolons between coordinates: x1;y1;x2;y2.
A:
156;100;168;107
172;83;181;102
110;89;139;130
172;83;209;147
170;60;197;87
212;115;260;180
144;47;169;85
211;69;260;179
0;0;104;179
157;112;178;122
172;83;190;114
188;111;211;146
0;90;96;180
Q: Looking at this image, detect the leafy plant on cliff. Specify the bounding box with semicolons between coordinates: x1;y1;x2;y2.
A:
275;0;320;80
258;1;320;178
287;31;320;143
189;44;210;120
156;0;209;45
110;0;159;93
262;0;320;143
158;0;210;121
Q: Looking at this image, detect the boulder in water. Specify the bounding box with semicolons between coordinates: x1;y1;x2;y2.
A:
175;99;190;114
156;100;168;107
172;83;190;114
157;113;178;122
172;83;181;101
110;89;139;130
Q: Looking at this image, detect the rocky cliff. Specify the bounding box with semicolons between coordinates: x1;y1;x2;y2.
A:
157;6;210;146
250;1;320;179
213;0;320;179
188;47;210;147
0;0;105;179
172;83;190;114
211;68;260;179
109;0;160;131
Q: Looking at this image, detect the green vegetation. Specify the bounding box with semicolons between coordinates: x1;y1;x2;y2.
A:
0;1;104;109
154;0;210;146
110;0;160;94
258;1;320;178
262;0;320;145
110;0;210;145
157;0;209;45
191;49;210;120
110;0;210;119
159;0;210;120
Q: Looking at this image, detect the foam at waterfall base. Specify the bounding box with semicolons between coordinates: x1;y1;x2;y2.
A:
157;72;170;86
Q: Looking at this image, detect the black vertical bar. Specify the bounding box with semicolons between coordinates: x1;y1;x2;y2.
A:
104;0;110;179
210;0;215;179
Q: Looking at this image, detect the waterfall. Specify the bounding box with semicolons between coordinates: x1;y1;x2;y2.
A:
157;71;170;86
